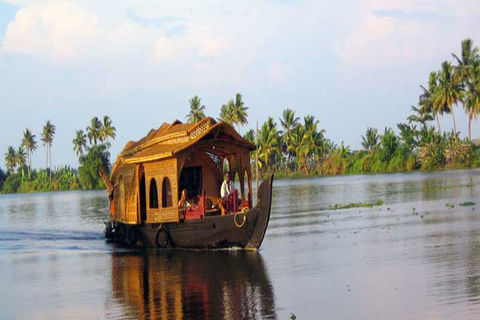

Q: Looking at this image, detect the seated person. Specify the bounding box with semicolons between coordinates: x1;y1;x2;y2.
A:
220;172;235;198
178;189;192;219
219;172;237;215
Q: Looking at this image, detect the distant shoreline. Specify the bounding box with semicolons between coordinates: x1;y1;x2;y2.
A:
2;166;479;195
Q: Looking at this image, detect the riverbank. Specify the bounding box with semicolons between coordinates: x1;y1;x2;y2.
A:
254;163;480;181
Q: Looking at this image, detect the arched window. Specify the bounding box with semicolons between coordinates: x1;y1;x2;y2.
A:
149;178;158;208
119;174;125;219
162;177;172;207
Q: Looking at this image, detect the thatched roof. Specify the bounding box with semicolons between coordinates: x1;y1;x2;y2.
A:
117;117;255;165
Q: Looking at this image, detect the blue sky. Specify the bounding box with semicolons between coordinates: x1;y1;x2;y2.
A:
1;0;480;169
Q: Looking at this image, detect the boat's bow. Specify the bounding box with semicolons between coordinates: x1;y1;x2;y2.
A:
246;175;274;250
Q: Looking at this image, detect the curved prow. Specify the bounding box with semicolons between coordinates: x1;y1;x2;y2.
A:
246;174;274;250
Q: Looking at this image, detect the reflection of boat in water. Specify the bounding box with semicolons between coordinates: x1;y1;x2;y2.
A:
109;250;277;319
102;117;273;249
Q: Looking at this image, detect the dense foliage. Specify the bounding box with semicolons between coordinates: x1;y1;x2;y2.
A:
245;38;480;177
78;144;110;190
1;167;79;193
1;117;114;194
1;39;480;193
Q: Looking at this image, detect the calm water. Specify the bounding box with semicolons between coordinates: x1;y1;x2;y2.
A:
2;170;480;319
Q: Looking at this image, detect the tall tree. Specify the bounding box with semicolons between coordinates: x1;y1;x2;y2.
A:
41;120;56;174
452;38;479;81
219;100;235;125
21;128;37;175
419;72;441;133
186;96;206;123
73;130;88;156
101;116;116;143
280;108;300;166
231;93;248;133
453;39;480;141
87;117;103;145
299;116;325;172
435;61;462;136
407;105;434;127
16;146;27;174
464;61;480;140
288;125;305;169
4;146;16;174
361;127;379;153
243;129;255;144
258;117;280;171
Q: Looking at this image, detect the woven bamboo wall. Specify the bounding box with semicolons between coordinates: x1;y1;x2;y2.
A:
144;158;179;223
112;164;137;224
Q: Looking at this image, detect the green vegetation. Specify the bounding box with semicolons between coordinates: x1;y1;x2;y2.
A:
186;96;206;123
1;39;480;193
241;38;480;178
330;200;384;210
460;201;475;206
78;144;110;190
1;117;114;194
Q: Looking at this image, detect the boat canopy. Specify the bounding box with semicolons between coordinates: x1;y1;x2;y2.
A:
108;117;256;225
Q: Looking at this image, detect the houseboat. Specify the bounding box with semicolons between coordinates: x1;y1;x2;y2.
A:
102;117;273;249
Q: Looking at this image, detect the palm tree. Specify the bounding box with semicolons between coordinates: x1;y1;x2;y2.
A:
299;116;325;172
258;117;280;171
4;146;16;174
452;39;479;81
41;120;56;174
87;117;102;145
435;61;462;137
303;115;319;132
280;108;300;166
420;72;441;133
73;130;88;156
186;96;206;123
379;127;398;162
287;125;305;169
21;128;37;175
16;146;27;175
243;129;255;144
231;93;248;133
407;105;434;127
453;39;480;141
101;116;116;143
219;100;235;125
361;127;379;152
464;61;480;140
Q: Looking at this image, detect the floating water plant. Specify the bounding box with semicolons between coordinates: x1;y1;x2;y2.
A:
446;203;455;208
459;201;475;206
330;200;384;210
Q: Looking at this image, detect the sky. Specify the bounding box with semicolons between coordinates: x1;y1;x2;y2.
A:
1;0;480;170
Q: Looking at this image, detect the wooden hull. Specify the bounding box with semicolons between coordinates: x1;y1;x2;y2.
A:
105;175;273;250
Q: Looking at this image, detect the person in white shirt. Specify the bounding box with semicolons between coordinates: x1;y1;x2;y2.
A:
220;172;235;198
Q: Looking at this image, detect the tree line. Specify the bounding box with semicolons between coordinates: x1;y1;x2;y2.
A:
1;38;479;193
1;116;115;193
186;39;480;176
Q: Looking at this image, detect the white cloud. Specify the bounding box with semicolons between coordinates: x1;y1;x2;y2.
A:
336;0;480;68
3;3;101;60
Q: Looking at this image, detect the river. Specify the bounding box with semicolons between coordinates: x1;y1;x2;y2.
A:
1;169;480;319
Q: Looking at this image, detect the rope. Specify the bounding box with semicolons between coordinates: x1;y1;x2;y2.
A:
234;211;246;228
